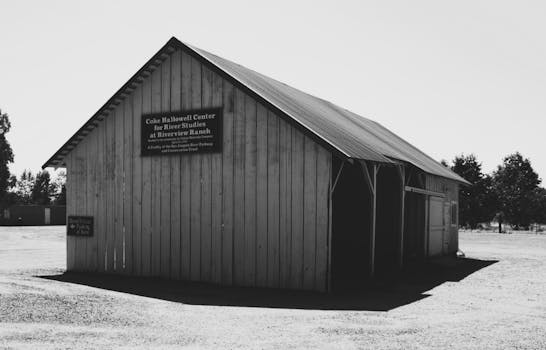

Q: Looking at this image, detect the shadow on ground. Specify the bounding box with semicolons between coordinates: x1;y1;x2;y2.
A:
39;257;497;311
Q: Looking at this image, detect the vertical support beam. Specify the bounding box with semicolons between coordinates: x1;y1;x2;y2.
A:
330;160;345;196
360;160;374;195
370;164;378;278
326;155;341;293
424;196;430;258
327;184;333;293
358;160;379;278
397;165;406;268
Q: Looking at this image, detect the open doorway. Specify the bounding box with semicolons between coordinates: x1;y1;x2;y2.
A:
404;192;426;262
374;166;402;277
331;158;371;291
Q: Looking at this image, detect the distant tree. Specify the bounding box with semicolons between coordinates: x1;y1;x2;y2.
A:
8;174;17;189
14;170;35;204
53;171;66;205
55;184;66;205
31;170;55;205
449;154;495;229
2;174;20;205
492;152;541;230
532;187;546;224
479;173;499;224
0;109;14;203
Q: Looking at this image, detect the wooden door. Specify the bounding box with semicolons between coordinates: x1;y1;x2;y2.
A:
427;197;444;257
443;202;451;254
44;208;51;225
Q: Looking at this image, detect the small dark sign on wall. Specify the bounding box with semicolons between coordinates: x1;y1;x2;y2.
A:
67;216;93;237
141;108;222;156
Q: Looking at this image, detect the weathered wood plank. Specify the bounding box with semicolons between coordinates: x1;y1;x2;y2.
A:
132;83;143;276
180;51;192;280
106;110;116;272
190;56;202;281
255;103;268;287
315;147;330;292
290;129;305;289
278;118;292;288
87;123;98;272
303;136;317;290
66;151;75;271
122;90;133;275
96;119;106;272
102;118;110;272
151;67;162;277
84;136;92;271
211;72;223;284
200;65;213;282
141;75;153;277
71;140;79;270
200;152;212;281
221;81;234;285
74;138;86;271
160;54;171;279
243;95;257;286
170;49;182;280
106;110;115;272
233;88;246;286
115;103;124;273
267;111;280;288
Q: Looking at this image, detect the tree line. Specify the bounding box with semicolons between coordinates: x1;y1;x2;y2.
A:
442;153;546;231
1;107;544;226
4;169;66;206
0;108;65;206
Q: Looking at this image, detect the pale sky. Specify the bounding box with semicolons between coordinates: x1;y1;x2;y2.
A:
1;0;545;181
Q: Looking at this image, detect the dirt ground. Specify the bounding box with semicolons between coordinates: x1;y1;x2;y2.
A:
1;227;545;349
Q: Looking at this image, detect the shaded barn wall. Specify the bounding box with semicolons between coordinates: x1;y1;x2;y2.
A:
65;47;332;291
403;171;460;261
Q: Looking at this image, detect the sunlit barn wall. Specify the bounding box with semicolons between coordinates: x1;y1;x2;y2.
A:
65;47;332;292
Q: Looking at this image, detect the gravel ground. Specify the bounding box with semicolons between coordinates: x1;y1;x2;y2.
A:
1;226;545;349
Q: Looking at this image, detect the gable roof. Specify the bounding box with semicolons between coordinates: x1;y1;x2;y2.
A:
43;37;468;185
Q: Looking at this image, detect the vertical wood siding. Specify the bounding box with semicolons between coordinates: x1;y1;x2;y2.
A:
64;48;332;291
170;49;182;280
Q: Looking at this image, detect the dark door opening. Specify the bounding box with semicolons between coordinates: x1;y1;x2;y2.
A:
403;192;426;262
331;159;371;291
375;166;402;277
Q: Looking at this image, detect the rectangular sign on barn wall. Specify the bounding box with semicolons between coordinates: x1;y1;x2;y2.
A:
141;108;222;156
67;216;93;237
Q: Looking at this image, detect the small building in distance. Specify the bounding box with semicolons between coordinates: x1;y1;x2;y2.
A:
0;205;66;226
43;37;468;292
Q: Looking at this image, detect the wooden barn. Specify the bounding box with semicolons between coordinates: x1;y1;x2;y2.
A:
43;37;468;292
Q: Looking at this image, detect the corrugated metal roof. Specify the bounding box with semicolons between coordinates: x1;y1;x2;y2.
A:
43;37;468;184
186;42;468;184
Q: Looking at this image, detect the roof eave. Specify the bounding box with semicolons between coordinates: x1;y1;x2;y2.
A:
42;37;181;169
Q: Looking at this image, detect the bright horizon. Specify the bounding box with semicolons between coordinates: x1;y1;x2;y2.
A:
1;0;545;182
